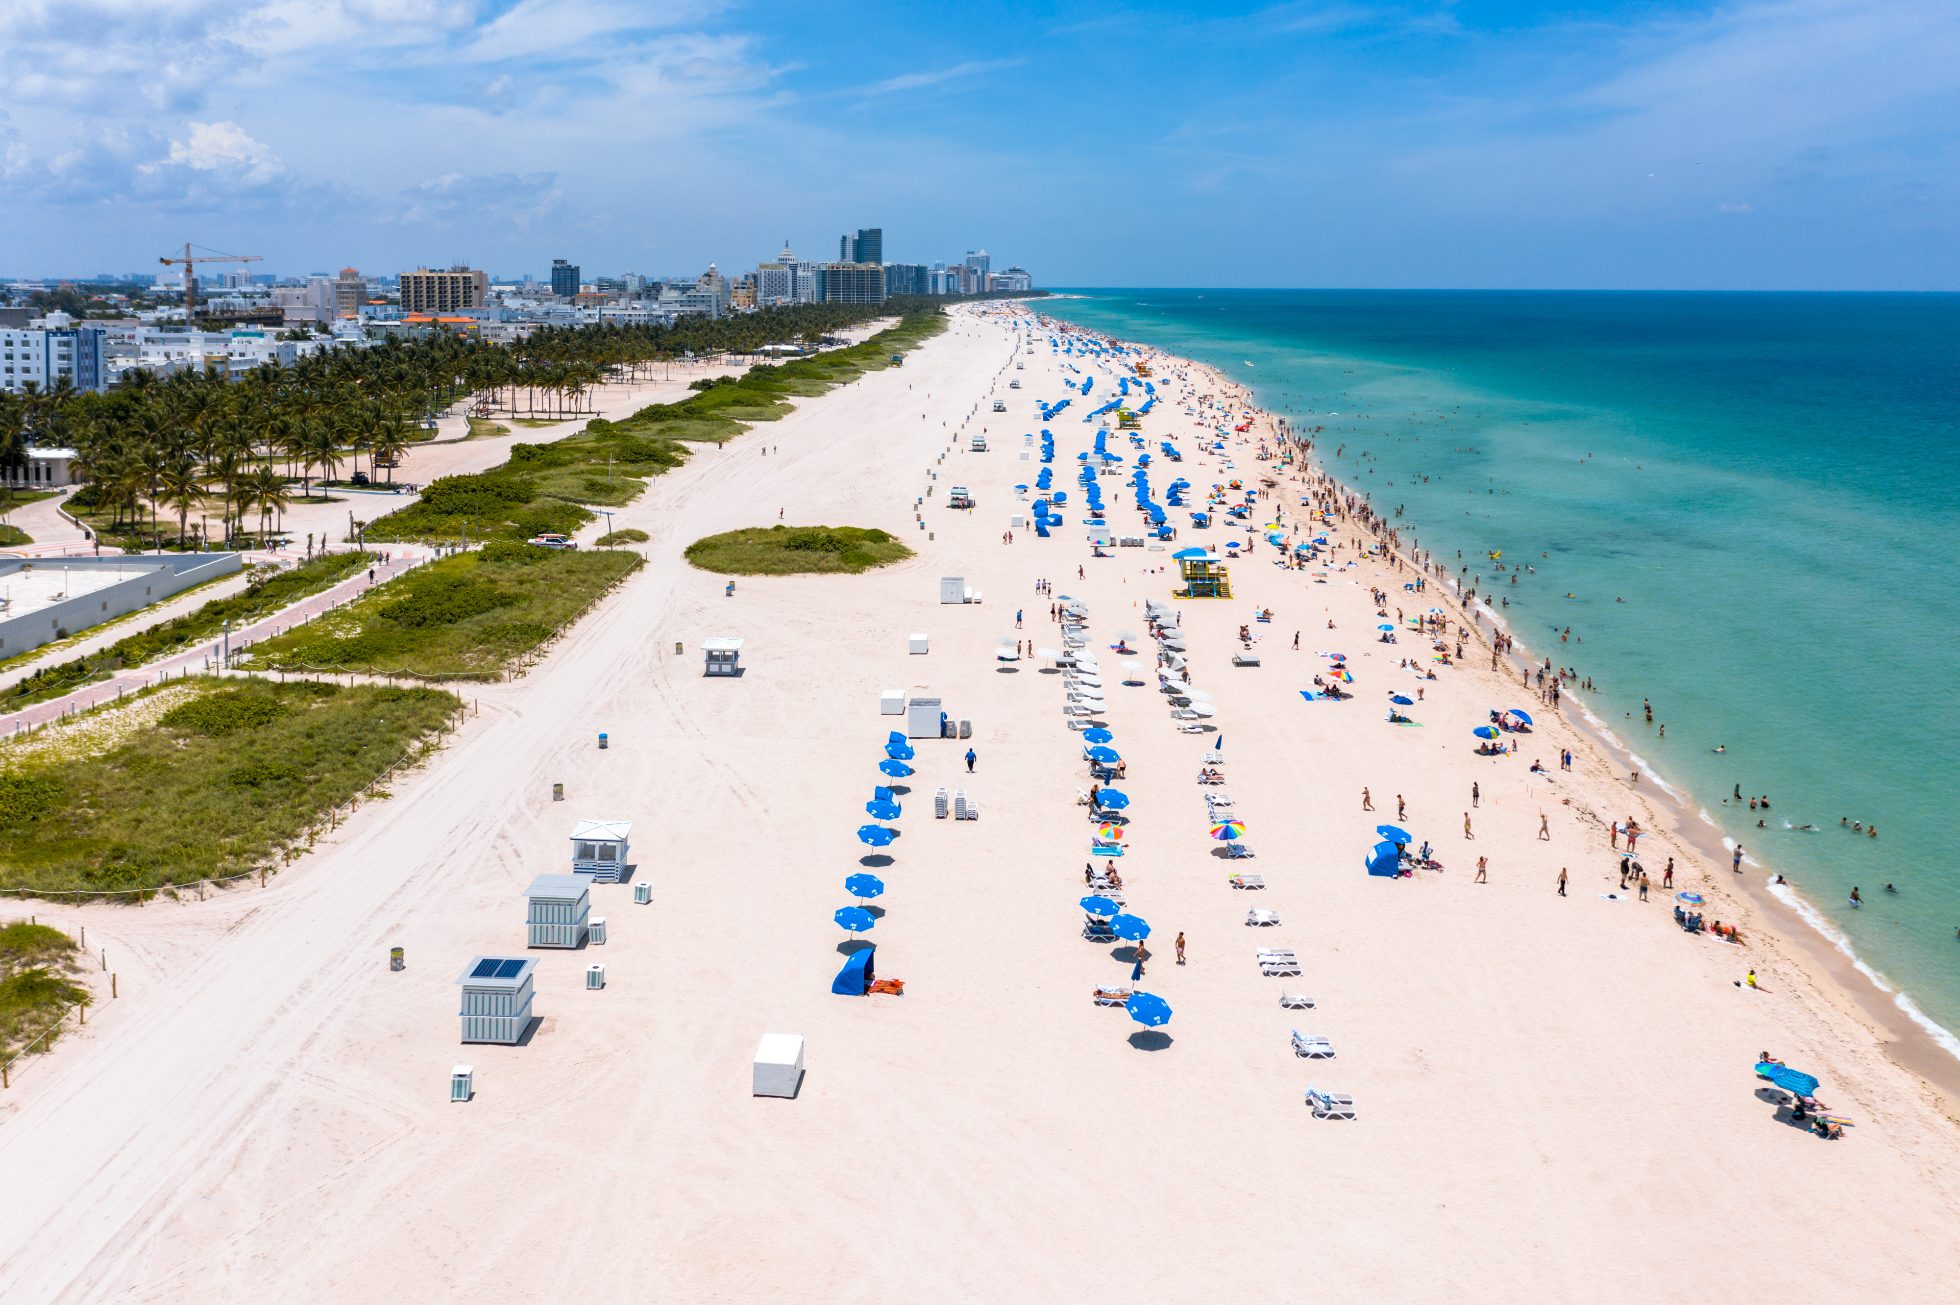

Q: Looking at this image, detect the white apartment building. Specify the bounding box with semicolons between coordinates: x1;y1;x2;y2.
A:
0;319;107;394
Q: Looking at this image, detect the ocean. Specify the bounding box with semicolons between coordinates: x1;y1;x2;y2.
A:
1039;289;1960;1051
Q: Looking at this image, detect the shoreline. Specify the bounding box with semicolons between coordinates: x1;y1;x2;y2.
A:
1058;317;1960;1110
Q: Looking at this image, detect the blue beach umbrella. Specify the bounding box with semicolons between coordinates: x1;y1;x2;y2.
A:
1508;708;1534;725
865;798;901;821
1389;694;1414;706
1094;788;1131;810
1082;727;1115;744
1080;895;1122;917
1126;991;1173;1028
1376;824;1412;844
834;906;876;934
878;758;914;778
1377;623;1394;631
844;873;885;900
1675;891;1705;906
885;742;915;761
1086;745;1121;764
1108;913;1152;941
855;824;896;848
1472;726;1502;740
1755;1061;1821;1097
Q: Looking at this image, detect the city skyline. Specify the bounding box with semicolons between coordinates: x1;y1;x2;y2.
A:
2;1;1956;289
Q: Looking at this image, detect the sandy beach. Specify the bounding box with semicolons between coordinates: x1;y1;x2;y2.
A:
3;302;1958;1302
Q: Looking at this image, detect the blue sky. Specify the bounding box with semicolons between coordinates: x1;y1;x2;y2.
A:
2;0;1955;288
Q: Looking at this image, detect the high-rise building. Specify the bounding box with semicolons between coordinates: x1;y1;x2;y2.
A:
839;228;884;265
757;241;819;305
399;265;490;313
0;323;106;394
550;259;580;298
334;267;367;318
963;249;991;279
992;266;1034;293
882;263;929;297
817;263;885;304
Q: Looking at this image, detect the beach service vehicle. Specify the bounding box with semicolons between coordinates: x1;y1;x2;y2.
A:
970;434;989;452
528;533;578;550
1009;379;1021;389
948;485;975;509
992;399;1006;412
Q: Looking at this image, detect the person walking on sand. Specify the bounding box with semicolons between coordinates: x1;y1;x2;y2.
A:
965;748;977;773
1015;609;1023;629
1557;867;1568;896
1538;812;1550;841
1463;812;1474;840
1175;932;1186;965
1397;794;1407;821
1362;787;1374;811
1472;781;1480;809
1475;856;1488;883
1663;857;1675;888
1638;871;1650;901
1732;845;1744;874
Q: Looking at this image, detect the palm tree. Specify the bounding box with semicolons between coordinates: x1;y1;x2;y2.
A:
245;463;290;543
157;452;203;547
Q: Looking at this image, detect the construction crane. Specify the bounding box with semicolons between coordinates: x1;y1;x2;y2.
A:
158;243;262;328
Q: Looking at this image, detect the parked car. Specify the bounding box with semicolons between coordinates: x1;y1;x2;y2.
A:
528;533;578;550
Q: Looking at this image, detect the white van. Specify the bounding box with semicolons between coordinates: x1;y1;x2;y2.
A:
970;434;989;452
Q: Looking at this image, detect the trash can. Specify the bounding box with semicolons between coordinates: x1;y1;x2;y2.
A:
389;946;405;972
598;732;609;750
552;782;564;801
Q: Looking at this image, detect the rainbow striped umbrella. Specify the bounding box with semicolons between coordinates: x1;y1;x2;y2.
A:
1209;820;1246;840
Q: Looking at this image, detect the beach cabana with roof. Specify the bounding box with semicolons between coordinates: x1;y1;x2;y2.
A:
456;956;537;1044
569;819;632;882
526;874;591;949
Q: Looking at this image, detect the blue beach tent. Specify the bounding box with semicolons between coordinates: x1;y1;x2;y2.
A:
831;946;875;995
1366;841;1402;877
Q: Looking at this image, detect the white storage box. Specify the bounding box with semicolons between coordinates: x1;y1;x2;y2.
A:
880;688;905;715
588;916;607;944
451;1065;474;1103
939;576;966;604
634;882;652;905
753;1033;805;1098
586;964;606;990
908;633;929;655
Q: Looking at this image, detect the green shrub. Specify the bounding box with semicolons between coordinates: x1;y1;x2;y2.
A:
596;528;649;545
684;524;912;576
378;579;513;627
160;687;293;736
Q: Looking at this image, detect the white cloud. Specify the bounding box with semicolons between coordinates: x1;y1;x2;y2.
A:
161;121;285;183
861;59;1022;96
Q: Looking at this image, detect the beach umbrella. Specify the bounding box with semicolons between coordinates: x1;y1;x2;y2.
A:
1082;727;1115;744
1126;991;1173;1028
865;798;902;821
1080;895;1122;917
885;741;915;761
1755;1061;1821;1098
1210;820;1247;840
1376;824;1412;844
1036;646;1061;662
1097;822;1125;842
834;906;877;934
878;758;914;778
1086;746;1121;764
855;824;896;847
1389;694;1415;706
1189;702;1217;718
1675;891;1705;906
1094;788;1131;810
1472;726;1501;740
1377;623;1394;631
844;873;885;900
1108;913;1151;941
1508;708;1534;725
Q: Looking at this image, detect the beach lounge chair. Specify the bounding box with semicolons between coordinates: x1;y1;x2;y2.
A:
954;790;969;820
1306;1085;1356;1119
1246;909;1281;927
1201;750;1225;765
934;787;950;819
1222;841;1256;859
1278;992;1316;1009
1083;919;1117;943
1228;874;1266;890
1232;653;1260;667
1091;842;1125;858
1092;985;1132;1007
1292;1032;1336;1058
1205;792;1235;808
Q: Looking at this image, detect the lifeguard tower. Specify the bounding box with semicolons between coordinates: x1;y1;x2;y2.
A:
1116;408;1141;430
702;637;743;677
1174;548;1231;599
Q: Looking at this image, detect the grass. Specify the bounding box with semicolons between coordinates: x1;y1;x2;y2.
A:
467;416;511;439
684;525;913;576
596;528;649;545
0;921;89;1062
0;679;460;895
4;551;371;710
0;525;28;547
365;312;946;544
511;418;567;427
242;543;641;677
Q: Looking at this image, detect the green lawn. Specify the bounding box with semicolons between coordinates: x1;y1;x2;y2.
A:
466;416;511;438
0;921;90;1061
242;543;641;677
684;525;913;576
0;524;28;547
4;551;371;710
0;680;460;895
365;312;946;543
596;528;650;545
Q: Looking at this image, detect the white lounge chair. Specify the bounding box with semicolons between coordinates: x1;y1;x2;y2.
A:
1306;1085;1356;1119
1245;909;1281;927
1278;992;1316;1009
1228;874;1266;890
1092;985;1132;1007
1291;1032;1335;1059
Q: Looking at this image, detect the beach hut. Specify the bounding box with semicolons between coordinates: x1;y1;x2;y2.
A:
752;1033;805;1098
456;956;537;1044
702;637;743;677
1174;548;1232;599
569;818;632;882
939;576;966;604
526;874;590;949
906;695;946;740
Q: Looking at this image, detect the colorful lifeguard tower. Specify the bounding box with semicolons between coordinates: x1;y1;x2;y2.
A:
1174;548;1231;599
1116;408;1141;430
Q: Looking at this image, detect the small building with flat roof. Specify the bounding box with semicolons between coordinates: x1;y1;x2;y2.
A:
526;874;590;949
456;956;537;1044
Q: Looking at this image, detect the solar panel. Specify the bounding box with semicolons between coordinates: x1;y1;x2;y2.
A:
495;958;527;979
470;958;500;979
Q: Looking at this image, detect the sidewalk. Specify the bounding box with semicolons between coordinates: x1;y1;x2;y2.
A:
1;547;429;734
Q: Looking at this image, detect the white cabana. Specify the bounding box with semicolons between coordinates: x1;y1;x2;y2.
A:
702;637;743;677
457;957;537;1045
570;818;632;883
526;874;590;949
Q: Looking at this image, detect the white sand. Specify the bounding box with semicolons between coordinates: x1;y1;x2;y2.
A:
3;305;1958;1302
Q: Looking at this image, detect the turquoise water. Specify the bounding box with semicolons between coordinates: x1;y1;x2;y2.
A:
1041;290;1960;1047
